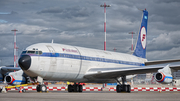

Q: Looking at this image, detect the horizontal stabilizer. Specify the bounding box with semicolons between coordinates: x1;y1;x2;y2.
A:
145;59;180;66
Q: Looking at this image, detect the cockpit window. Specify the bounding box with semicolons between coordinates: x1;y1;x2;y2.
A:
21;50;43;55
22;51;27;54
27;51;35;54
39;51;42;55
35;51;43;55
35;51;39;54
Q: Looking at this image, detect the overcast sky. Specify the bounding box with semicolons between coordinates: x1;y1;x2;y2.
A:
0;0;180;66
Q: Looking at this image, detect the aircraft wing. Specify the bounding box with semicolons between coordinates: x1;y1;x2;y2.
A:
84;65;180;79
0;66;21;74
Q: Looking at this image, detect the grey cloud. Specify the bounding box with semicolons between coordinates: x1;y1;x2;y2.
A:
65;6;90;18
37;7;64;14
149;1;180;25
22;1;36;5
156;0;180;3
147;47;180;61
10;11;18;15
147;32;180;52
37;6;90;19
40;29;61;33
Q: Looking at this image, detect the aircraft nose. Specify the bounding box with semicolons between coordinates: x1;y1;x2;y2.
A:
18;55;31;70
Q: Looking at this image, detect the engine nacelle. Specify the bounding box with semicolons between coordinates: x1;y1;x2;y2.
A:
5;75;26;85
4;70;27;85
154;72;172;84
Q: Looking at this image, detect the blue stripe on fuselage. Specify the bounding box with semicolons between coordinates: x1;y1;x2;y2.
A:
23;52;145;66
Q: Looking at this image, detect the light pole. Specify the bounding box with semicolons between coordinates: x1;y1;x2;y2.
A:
100;3;111;51
0;59;2;66
11;29;18;67
129;32;135;52
16;46;18;67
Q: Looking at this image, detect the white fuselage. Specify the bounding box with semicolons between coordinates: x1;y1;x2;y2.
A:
21;43;147;83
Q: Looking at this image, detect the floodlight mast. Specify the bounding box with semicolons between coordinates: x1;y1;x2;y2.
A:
129;32;135;51
11;29;18;67
100;3;111;51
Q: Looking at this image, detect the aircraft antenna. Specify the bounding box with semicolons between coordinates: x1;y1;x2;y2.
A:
51;39;54;43
113;48;117;52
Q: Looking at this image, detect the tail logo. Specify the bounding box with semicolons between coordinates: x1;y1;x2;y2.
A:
140;26;146;49
142;34;146;41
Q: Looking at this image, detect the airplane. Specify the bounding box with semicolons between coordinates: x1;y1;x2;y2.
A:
0;66;135;92
0;66;34;91
0;66;40;93
0;66;23;85
0;66;27;92
17;9;180;93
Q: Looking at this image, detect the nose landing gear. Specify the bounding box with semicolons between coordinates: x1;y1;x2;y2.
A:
36;76;47;92
36;84;47;92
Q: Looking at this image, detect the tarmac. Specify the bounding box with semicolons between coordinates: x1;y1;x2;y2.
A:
1;91;180;101
1;84;180;101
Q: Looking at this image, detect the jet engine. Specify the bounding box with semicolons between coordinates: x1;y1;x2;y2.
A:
154;72;172;84
5;75;26;85
154;64;173;84
4;70;27;85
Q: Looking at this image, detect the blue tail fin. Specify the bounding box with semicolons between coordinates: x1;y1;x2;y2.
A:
133;9;148;58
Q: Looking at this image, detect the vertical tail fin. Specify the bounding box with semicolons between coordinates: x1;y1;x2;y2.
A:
133;9;148;58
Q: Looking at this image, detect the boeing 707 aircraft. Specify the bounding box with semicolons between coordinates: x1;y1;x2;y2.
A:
15;9;180;93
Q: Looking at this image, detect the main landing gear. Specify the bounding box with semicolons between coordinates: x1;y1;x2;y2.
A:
116;76;131;93
68;83;83;92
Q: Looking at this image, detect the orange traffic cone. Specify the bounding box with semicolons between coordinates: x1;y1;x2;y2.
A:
159;88;161;93
19;87;22;93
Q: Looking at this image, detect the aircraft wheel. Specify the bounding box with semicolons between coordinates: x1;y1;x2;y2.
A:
127;85;131;93
68;85;73;92
116;85;122;93
79;85;83;92
40;84;47;92
123;85;128;92
74;84;79;92
36;85;41;92
22;89;26;93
